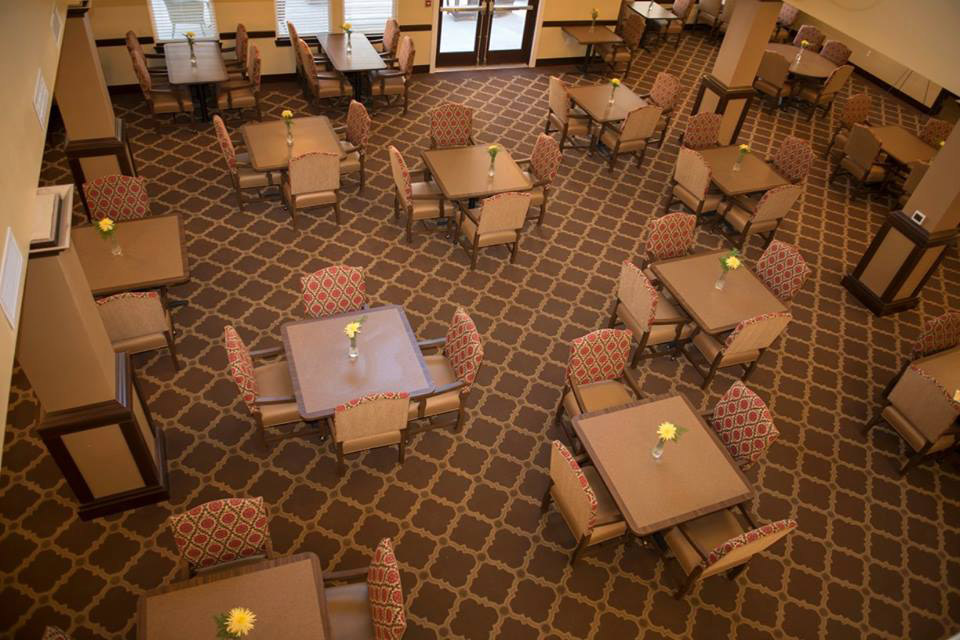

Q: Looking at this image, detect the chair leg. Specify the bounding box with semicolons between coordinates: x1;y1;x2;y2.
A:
164;332;181;371
862;410;884;435
398;432;406;464
740;359;760;383
510;240;520;264
900;447;931;475
673;567;701;599
571;536;590;564
234;185;245;212
454;405;466;432
540;482;553;513
336;442;346;477
333;199;342;225
882;363;907;397
358;155;366;192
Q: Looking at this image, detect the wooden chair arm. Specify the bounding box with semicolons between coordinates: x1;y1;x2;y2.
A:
570;381;588;415
255;395;296;405
415;380;465;401
622;368;642;399
250;346;284;359
418;337;446;351
375;69;405;78
455;201;481;226
144;52;166;60
677;523;711;561
322;567;369;584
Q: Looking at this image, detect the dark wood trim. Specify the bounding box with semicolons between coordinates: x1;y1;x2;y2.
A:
221;30;276;40
542;20;618;28
67;1;90;18
851;67;938;116
692;74;756;143
535;56;581;67
96;36;153;47
399;24;432;32
65;118;137;218
413;64;430;74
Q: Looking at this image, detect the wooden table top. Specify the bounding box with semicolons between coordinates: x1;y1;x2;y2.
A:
698;145;791;197
561;25;623;45
421;145;532;201
870;125;937;165
627;2;680;21
72;214;189;296
164;41;229;85
242;116;343;172
138;554;330;640
572;396;753;536
766;43;836;79
282;305;433;419
568;84;647;124
316;33;387;73
913;346;960;397
651;250;787;335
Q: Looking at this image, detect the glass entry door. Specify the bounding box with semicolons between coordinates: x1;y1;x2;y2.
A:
436;0;539;67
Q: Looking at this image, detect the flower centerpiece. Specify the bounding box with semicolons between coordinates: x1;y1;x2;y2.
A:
96;217;122;256
215;607;256;639
343;22;353;52
715;248;741;290
344;315;367;360
609;77;621;105
590;8;599;28
651;421;687;460
487;144;500;177
282;109;294;146
795;38;810;65
185;31;197;65
733;143;749;172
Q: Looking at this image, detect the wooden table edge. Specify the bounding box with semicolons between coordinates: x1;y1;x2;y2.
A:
420;147;533;201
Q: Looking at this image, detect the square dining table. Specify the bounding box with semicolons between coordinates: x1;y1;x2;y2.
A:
282;305;434;420
651;250;787;334
567;84;647;125
628;1;680;22
561;26;623;73
572;396;753;536
869;125;937;165
421;144;531;202
164;41;228;121
242;116;343;172
698;146;791;197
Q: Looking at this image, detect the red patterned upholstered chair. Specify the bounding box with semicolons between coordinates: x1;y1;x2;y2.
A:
599;105;663;171
661;511;797;597
755;240;810;302
919;117;953;148
865;366;960;474
881;311;960;397
412;307;484;433
97;292;182;370
125;30;166;72
753;51;792;110
794;64;853;121
819;40;851;66
681;113;721;150
454;192;531;270
640;212;697;274
770;136;814;184
297;38;350;109
130;49;193;126
642;71;681;146
826;93;872;158
545;76;592;152
223;325;304;446
370;34;415;114
371;18;401;58
792;24;824;50
828;124;887;197
716;184;803;250
168;496;273;577
706;381;779;469
212;115;278;212
666;148;723;223
516;133;562;226
324;537;407;640
541;440;627;563
608;261;694;367
222;23;249;79
334;100;372;191
429;102;476;149
301;265;367;318
388;145;445;242
282;151;342;225
83;175;151;223
42;627;71;640
652;0;692;47
598;11;646;75
332;393;411;476
217;42;263;121
682;312;792;389
773;3;798;41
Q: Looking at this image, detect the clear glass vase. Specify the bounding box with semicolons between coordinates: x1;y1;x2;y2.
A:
346;33;352;54
715;271;727;290
348;336;358;361
651;438;665;461
110;234;123;257
609;87;616;105
488;157;496;178
286;131;294;147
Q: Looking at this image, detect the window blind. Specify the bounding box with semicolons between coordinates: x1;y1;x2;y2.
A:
344;0;393;34
276;0;331;38
148;0;219;42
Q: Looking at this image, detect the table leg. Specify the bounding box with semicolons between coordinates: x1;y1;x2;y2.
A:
581;44;594;74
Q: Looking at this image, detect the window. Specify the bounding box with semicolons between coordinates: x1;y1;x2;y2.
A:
344;0;394;34
276;0;331;38
147;0;219;41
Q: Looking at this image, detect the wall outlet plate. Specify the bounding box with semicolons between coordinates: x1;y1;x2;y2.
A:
911;210;926;225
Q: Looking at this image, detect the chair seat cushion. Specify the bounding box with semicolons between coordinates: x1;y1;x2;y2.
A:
217;87;256;109
340;430;403;455
237;166;275;189
460;211;518;247
563;380;634;418
521;173;545;206
325;582;376;640
692;332;759;367
663;509;744;575
153;91;193;113
600;128;648;153
549;112;590;137
673;184;722;214
340;150;362;174
754;78;791;97
796;85;831;105
721;203;779;234
112;332;168;354
582;465;623;526
370;74;404;95
597;44;633;63
409;353;461;418
253;360;300;427
412;180;443;198
880;405;955;453
284;183;338;207
616;300;694;348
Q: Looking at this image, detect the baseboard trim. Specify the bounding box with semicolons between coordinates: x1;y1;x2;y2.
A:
534;57;581;67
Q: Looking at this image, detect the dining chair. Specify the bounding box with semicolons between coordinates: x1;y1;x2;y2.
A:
599;105;663;171
682;312;792;389
544;76;593;151
639;211;697;275
301;265;367;318
371;18;401;59
608;261;694;367
715;0;738;39
388;145;445;242
324;537;407;640
168;496;273;578
516;133;563;226
864;365;960;474
223;23;248;80
296;37;350;109
83;175;151;222
332;393;411;476
825;92;872;158
716;184;803;250
223;325;305;447
42;627;71;640
282;151;342;225
287;21;324;92
706;381;780;470
331;100;371;191
96;292;182;371
680;112;722;150
665;148;723;223
212;115;277;212
370;34;416;114
919;117;953;148
643;72;681;146
216;43;263;120
881;311;960;397
125;30;166;72
695;0;723;34
541;440;627;563
754;240;811;303
792;24;824;50
130;51;193;125
453;192;531;270
773;3;799;41
770;136;814;184
828;124;887;197
753;51;792;109
794;64;854;121
660;511;797;598
819;40;851;66
654;0;692;48
429;102;476;149
891;160;930;207
598;12;645;75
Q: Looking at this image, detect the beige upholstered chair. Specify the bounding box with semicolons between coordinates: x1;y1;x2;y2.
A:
864;366;960;474
541;440;627;563
388;145;444;242
661;510;797;597
682;312;792;389
125;30;166;71
829;124;887;196
666;148;723;223
83;175;151;222
792;24;824;50
706;382;780;470
716;184;802;249
919;117;953;148
695;0;723;35
97;292;182;370
324;538;407;640
371;18;401;58
773;3;799;41
715;0;738;38
653;0;692;47
825;93;872;158
545;76;592;151
287;21;325;91
892;160;929;206
819;40;851;66
454;192;530;270
794;64;853;121
643;71;681;146
608;261;694;367
753;51;792;109
598;12;645;75
334;100;371;191
297;37;350;108
301;265;367;318
882;311;960;397
283;151;342;225
599;105;663;170
212;115;278;211
332;393;410;476
516;133;562;226
222;23;248;80
217;43;263;120
770;135;813;184
429;102;475;149
755;240;811;303
130;50;192;124
681;112;721;150
370;34;416;114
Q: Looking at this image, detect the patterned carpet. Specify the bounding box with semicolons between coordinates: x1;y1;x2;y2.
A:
2;30;959;639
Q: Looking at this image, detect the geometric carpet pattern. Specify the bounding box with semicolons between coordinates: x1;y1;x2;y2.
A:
2;31;958;639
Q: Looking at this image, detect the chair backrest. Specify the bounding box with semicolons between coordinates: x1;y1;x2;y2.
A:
212;115;238;175
674;147;711;199
649;72;680;111
839;92;871;129
168;497;269;573
672;0;693;21
755;240;810;302
622;12;646;49
617;261;658;332
125;30;144;57
224;325;259;412
756;51;791;89
548;76;570;124
711;381;779;469
911;311;960;358
821;64;853;97
289;151;340;194
778;3;798;27
83;175;151;221
430;102;474;148
382;18;400;54
900;160;929;198
549;440;598;538
396;35;416;76
888;366;960;443
772;136;813;183
843;124;883;172
345;100;371;149
920;117;953;147
701;518;797;577
43;627;71;640
287;21;302;67
334;392;410;443
530;133;562;185
723;312;792;358
246;44;262;92
719;0;737;20
130;49;153;99
367;537;407;640
700;0;722;18
301;265;366;318
444;306;484;390
297;37;320;94
792;25;823;49
683;112;722;150
644;211;696;262
566;328;632;386
751;184;802;224
388;145;413;208
620;105;663;141
97;292;167;343
819;40;851;66
476;192;530;235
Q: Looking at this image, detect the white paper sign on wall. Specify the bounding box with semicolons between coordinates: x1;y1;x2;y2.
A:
0;227;24;330
33;69;49;126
